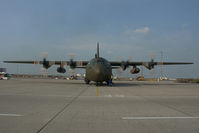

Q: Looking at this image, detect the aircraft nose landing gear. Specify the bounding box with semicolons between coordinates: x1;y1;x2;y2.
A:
84;78;90;84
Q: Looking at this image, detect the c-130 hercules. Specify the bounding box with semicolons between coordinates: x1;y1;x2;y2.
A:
4;43;193;85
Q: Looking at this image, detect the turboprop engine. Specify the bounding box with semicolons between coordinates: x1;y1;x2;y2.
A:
57;67;66;73
130;67;140;74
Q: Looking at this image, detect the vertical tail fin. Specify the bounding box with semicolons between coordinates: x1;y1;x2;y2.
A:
96;42;99;58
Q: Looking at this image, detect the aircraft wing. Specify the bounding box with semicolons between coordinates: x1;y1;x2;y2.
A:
4;60;89;69
154;62;194;65
110;61;193;70
4;61;36;64
4;60;193;70
110;61;193;66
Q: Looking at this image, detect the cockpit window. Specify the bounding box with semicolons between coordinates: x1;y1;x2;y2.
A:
97;60;103;63
89;58;110;66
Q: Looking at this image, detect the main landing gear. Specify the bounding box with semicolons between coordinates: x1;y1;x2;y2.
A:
106;79;112;86
96;82;103;86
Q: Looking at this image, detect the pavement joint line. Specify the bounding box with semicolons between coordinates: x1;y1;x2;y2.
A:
35;87;88;133
121;117;199;120
0;113;23;117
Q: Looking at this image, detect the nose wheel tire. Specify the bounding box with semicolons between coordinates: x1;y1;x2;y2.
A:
96;82;103;86
84;78;90;84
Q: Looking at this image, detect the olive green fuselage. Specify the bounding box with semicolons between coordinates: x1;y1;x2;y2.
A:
85;57;112;83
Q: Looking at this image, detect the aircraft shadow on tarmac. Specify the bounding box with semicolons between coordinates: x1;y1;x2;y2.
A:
96;82;184;87
25;79;139;87
63;81;178;87
109;82;182;87
22;79;184;87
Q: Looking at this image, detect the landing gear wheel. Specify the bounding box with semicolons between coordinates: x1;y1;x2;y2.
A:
106;79;113;86
106;81;109;85
84;78;90;84
96;82;103;86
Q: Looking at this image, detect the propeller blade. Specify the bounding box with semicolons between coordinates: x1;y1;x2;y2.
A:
60;61;67;67
40;67;47;75
42;52;48;59
34;61;40;65
148;52;156;59
68;53;75;59
76;61;83;67
128;55;134;61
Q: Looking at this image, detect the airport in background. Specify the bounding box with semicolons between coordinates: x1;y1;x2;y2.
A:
0;67;11;80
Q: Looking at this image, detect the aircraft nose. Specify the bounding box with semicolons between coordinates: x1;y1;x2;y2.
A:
95;65;105;76
95;67;102;75
90;63;110;82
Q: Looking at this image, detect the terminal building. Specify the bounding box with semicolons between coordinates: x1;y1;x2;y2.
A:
0;68;7;73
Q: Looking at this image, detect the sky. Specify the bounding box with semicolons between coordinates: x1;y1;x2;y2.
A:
0;0;198;78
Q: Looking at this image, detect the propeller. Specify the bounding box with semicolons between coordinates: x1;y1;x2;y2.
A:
36;52;55;75
128;55;134;62
120;55;135;71
68;58;75;76
115;56;122;78
42;52;48;59
40;52;55;69
128;55;141;76
68;53;75;59
127;55;134;73
67;53;76;69
115;55;134;78
148;52;157;78
40;67;47;75
33;56;40;66
143;52;156;70
67;53;83;68
148;52;156;60
39;52;48;75
67;53;79;77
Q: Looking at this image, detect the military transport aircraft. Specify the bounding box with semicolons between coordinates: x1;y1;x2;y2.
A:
4;43;193;85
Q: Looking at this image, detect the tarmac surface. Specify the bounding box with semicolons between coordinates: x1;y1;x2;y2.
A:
0;78;199;133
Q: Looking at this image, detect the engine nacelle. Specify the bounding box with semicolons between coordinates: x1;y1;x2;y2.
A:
143;59;155;70
120;61;129;70
130;67;140;74
144;63;154;70
43;61;51;69
57;67;66;73
69;59;76;69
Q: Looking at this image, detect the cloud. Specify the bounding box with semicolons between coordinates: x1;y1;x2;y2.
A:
124;26;150;35
135;27;150;33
